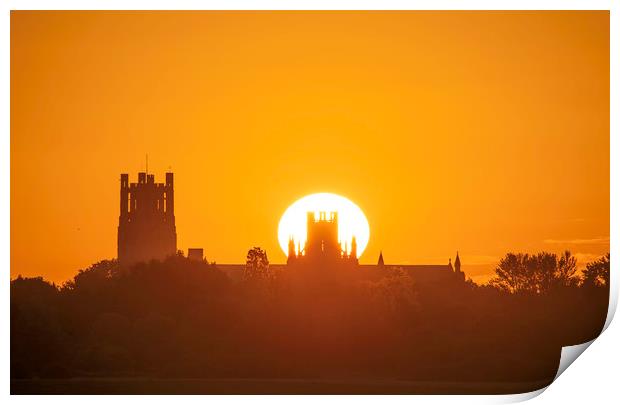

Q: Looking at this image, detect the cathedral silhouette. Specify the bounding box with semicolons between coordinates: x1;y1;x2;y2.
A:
117;172;465;284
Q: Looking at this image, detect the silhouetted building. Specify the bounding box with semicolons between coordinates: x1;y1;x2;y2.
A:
219;246;467;286
111;169;466;286
117;172;177;266
287;211;358;266
188;248;204;262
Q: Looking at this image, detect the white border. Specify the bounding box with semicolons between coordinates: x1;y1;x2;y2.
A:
2;1;617;404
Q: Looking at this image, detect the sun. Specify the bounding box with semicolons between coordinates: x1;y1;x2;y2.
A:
278;193;370;258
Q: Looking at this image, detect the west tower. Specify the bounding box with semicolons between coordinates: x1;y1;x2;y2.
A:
117;172;177;266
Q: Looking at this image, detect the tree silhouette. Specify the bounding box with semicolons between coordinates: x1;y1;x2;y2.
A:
582;253;610;287
9;249;610;393
556;250;578;286
363;267;418;316
243;247;271;282
489;251;579;294
62;260;119;292
488;253;532;294
11;276;68;378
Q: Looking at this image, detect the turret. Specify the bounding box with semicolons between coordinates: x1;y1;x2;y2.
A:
350;236;358;262
455;251;461;273
287;236;297;263
120;173;129;218
378;251;385;266
165;172;174;217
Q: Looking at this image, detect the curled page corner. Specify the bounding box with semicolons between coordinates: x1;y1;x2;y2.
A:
555;340;595;380
545;284;617;385
498;386;548;403
537;263;617;396
496;340;597;403
500;292;615;403
603;280;618;331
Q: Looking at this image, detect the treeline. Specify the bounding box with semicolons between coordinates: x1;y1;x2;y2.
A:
11;250;609;393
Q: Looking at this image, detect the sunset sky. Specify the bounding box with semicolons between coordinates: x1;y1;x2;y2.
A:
11;11;609;283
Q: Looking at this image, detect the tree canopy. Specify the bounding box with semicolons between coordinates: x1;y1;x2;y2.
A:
489;251;586;294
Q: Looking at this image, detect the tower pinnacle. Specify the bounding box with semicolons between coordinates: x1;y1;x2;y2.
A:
454;251;463;278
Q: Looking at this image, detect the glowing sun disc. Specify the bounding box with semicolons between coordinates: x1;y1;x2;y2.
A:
278;193;370;258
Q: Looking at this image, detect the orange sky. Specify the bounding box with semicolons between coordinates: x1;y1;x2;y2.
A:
11;11;609;284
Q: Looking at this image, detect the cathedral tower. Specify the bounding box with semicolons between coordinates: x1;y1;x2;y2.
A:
117;172;177;266
287;211;358;266
305;211;341;259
